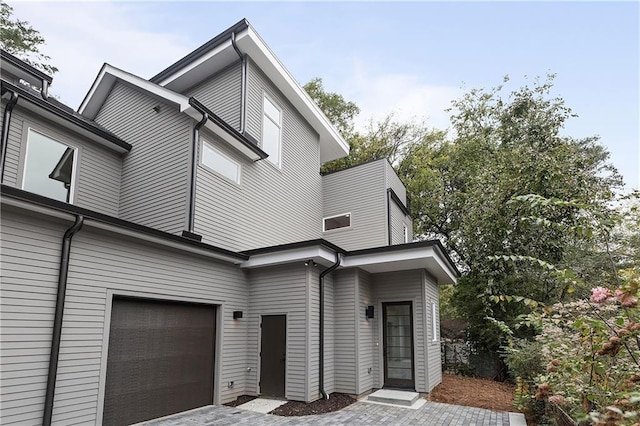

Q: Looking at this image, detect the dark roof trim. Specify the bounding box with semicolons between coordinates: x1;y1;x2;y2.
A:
348;240;461;277
189;97;268;160
388;188;410;216
242;238;347;256
150;19;250;84
1;49;53;83
1;80;132;152
1;185;248;261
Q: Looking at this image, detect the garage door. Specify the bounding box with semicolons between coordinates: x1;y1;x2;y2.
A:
103;297;216;425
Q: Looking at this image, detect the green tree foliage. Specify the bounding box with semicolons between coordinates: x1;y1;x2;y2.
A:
0;1;57;74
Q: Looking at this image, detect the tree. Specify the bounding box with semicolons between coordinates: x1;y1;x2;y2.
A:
0;1;57;74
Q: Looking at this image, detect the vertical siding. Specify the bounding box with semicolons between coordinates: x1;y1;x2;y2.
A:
0;206;250;425
2;105;122;216
184;63;241;129
425;272;442;390
372;269;428;393
247;264;309;402
94;82;192;234
322;159;388;251
194;59;322;252
332;269;357;394
357;270;376;394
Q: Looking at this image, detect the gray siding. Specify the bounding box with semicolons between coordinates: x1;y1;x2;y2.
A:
357;270;377;394
390;202;413;244
385;160;407;204
95;82;192;234
184;63;241;129
323;274;335;395
372;270;429;393
1;104;122;216
247;264;309;402
332;269;357;394
425;272;442;390
322;160;388;251
193;60;322;252
0;206;250;425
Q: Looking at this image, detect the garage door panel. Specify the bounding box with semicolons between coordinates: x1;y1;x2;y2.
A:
103;297;215;426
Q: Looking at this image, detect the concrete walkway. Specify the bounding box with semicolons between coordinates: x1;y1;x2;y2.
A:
143;400;524;425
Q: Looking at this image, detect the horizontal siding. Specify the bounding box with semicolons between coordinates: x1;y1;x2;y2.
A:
372;269;428;393
385;160;407;205
194;59;322;252
0;206;249;425
307;268;319;401
95;82;191;234
247;264;309;402
1;104;122;215
390;202;411;245
357;270;376;394
332;269;357;394
323;274;335;395
185;62;241;129
322;159;388;251
425;273;442;390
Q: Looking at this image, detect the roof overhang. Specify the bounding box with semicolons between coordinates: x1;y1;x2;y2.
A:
151;21;349;164
241;244;337;269
1;80;131;154
342;244;458;285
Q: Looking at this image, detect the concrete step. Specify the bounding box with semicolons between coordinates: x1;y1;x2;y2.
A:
367;389;420;406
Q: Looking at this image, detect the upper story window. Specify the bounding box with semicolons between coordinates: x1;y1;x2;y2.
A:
262;94;282;168
323;213;351;232
201;140;240;184
403;224;409;243
22;129;76;203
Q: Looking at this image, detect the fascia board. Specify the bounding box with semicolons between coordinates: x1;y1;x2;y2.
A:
343;246;458;285
156;38;236;88
241;245;336;269
79;64;190;118
236;28;350;163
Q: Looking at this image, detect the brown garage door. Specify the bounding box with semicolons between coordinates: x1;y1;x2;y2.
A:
103;297;216;426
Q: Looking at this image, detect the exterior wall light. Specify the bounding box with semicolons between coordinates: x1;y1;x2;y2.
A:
233;310;243;319
365;305;374;319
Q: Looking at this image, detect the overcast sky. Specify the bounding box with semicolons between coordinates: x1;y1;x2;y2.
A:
9;1;639;189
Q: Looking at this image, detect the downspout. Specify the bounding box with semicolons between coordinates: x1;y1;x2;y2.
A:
230;32;247;134
41;80;49;100
1;91;19;182
186;104;209;236
386;189;392;246
319;252;341;400
43;214;84;426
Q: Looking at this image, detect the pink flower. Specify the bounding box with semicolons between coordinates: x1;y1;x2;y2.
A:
591;287;612;304
548;395;566;405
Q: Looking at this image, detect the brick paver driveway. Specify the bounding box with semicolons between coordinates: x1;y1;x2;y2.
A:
143;400;517;425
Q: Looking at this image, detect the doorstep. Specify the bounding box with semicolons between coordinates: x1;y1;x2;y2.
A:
236;397;287;413
364;389;426;409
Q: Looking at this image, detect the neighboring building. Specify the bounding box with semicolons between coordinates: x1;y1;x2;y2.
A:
0;19;458;426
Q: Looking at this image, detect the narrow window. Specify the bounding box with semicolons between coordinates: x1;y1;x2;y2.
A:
323;213;351;232
431;301;439;342
201;141;240;184
262;95;281;167
403;224;409;243
22;129;76;203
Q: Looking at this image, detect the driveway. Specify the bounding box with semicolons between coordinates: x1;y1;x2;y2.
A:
142;400;524;425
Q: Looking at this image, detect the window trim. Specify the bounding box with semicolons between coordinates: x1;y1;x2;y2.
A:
262;92;282;169
22;127;78;204
200;139;241;185
323;212;351;233
431;301;439;342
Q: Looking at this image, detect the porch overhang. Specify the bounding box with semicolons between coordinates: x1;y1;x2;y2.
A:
240;239;345;269
341;242;459;285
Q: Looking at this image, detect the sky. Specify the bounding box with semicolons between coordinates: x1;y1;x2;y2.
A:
8;1;640;189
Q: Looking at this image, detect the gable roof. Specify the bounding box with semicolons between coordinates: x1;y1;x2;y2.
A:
149;19;349;164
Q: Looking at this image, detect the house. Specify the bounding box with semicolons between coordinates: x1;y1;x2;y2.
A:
0;19;459;426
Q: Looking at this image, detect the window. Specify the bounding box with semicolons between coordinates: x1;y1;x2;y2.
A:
22;129;76;203
323;213;351;232
262;95;281;167
431;301;439;342
403;224;409;243
201;141;240;184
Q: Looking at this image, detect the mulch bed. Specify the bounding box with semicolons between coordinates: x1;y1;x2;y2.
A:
223;395;259;407
428;373;518;413
269;393;356;416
